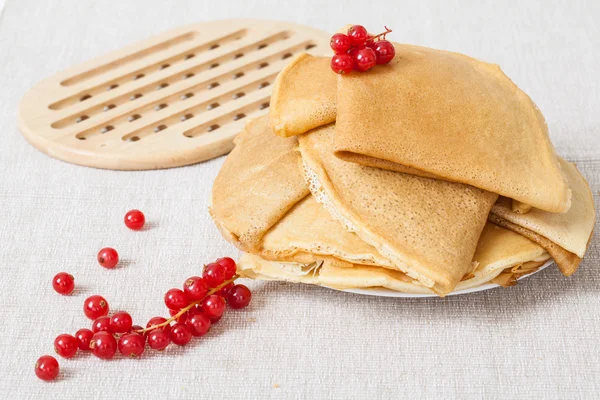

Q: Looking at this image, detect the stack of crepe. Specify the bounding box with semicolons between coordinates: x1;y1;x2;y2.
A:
210;44;595;296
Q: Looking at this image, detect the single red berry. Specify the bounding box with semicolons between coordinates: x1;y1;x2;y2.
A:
347;25;369;46
147;329;170;350
201;295;226;321
124;209;145;230
90;331;117;360
370;40;395;64
169;323;192;346
83;295;109;320
130;325;144;334
185;312;211;337
92;316;112;333
354;47;377;72
35;355;59;381
203;263;226;288
118;333;145;358
75;328;94;350
53;334;78;358
183;276;208;302
110;311;133;334
186;305;203;317
164;288;188;311
348;46;363;59
52;272;74;295
227;284;252;309
216;257;237;280
217;282;234;297
97;247;119;269
146;316;170;336
330;33;351;53
331;53;354;74
170;309;189;324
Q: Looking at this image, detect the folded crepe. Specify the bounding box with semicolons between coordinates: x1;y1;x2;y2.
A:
237;222;550;294
211;114;392;268
270;53;337;137
269;48;571;213
261;195;394;268
489;159;595;276
209;115;309;252
212;112;552;296
298;124;498;295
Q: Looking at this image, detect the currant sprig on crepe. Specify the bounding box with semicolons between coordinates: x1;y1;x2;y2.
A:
330;25;396;74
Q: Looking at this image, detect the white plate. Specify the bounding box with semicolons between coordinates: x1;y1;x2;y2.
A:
333;259;554;298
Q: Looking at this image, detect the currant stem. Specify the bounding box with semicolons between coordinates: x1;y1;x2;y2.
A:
370;26;392;41
137;275;240;334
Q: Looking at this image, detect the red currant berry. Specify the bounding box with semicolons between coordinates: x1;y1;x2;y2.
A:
203;262;226;288
92;316;111;333
347;25;368;46
164;288;188;311
183;276;208;302
148;329;170;350
169;323;192;346
330;33;351;53
75;328;94;350
201;295;226;321
110;311;133;334
217;282;234;297
146;316;170;336
186;305;203;316
185;312;211;337
130;325;144;334
118;333;145;358
35;355;59;381
52;272;74;295
370;40;395;64
227;284;252;309
170;309;189;324
331;53;354;75
53;334;78;358
216;257;237;280
124;209;145;230
83;295;109;320
97;247;119;269
354;47;377;72
89;331;117;360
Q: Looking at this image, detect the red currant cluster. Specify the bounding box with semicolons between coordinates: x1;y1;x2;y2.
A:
35;210;251;382
330;25;396;74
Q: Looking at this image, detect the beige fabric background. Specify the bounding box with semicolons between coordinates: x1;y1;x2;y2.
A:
0;0;598;399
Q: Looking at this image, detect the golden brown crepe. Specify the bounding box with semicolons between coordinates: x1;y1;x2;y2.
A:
209;115;309;252
261;195;394;268
270;53;337;138
489;159;595;276
212;114;392;269
298;124;498;295
267;47;571;213
238;222;549;294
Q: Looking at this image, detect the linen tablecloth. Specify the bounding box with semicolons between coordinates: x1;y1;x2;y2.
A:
1;1;598;398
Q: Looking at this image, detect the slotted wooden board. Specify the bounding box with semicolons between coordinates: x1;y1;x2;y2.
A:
18;20;330;170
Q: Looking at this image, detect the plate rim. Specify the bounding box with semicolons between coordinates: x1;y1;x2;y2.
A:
330;259;554;298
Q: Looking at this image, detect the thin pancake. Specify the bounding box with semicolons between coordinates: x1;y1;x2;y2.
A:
270;53;337;137
260;195;393;268
334;43;570;213
298;124;498;295
210;115;309;252
489;159;595;276
238;222;549;294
